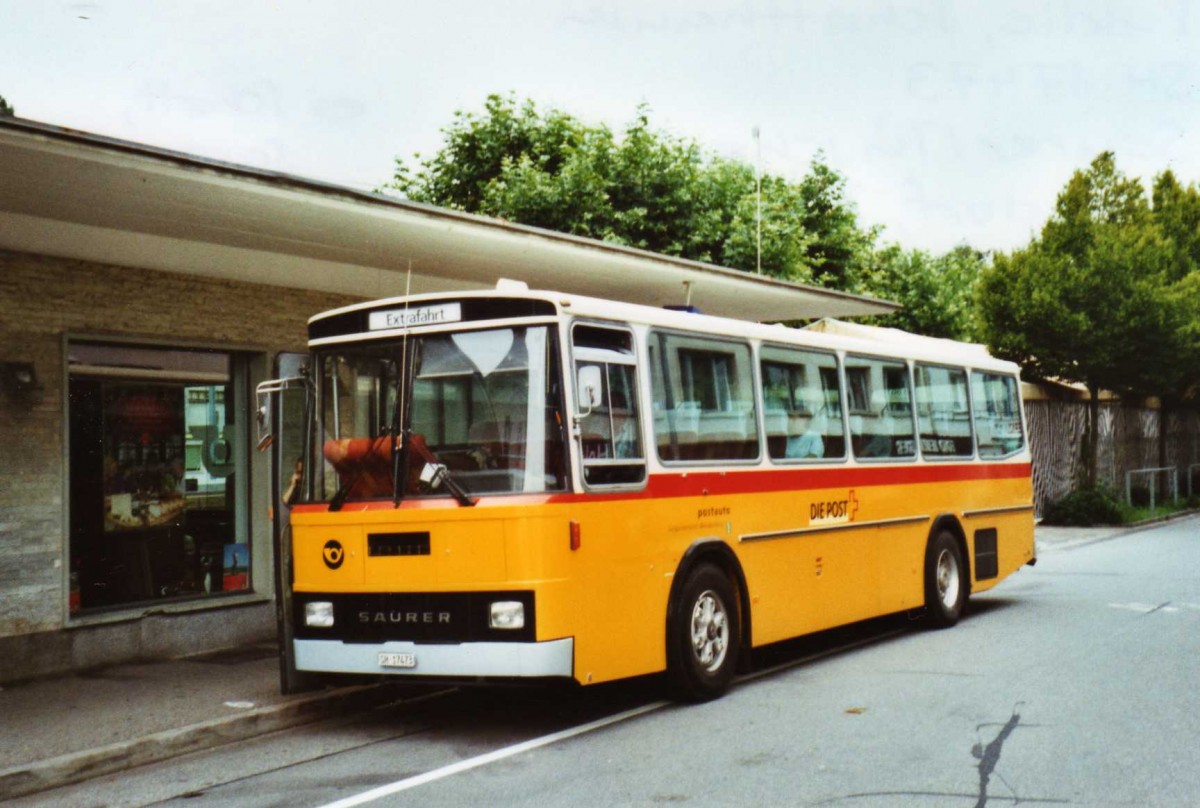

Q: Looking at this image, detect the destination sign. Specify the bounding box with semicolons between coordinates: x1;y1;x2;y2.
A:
368;303;463;331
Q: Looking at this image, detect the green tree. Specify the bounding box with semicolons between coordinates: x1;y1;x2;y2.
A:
391;95;590;214
721;175;816;283
384;94;875;285
859;244;985;340
1170;271;1200;401
794;154;877;290
0;95;13;117
1148;170;1200;469
1151;170;1200;281
977;152;1183;485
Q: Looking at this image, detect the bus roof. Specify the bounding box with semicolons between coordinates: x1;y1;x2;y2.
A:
803;318;995;364
311;285;1018;374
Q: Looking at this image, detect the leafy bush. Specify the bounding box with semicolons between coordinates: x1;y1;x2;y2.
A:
1042;486;1126;526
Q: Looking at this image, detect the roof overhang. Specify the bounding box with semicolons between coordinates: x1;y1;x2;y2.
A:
0;117;898;322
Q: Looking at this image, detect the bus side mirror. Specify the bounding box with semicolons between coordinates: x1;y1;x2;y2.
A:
576;365;603;416
256;402;273;452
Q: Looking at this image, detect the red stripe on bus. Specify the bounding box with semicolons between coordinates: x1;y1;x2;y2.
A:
638;461;1031;499
289;462;1030;513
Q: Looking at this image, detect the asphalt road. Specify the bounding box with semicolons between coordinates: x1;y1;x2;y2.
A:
20;519;1200;807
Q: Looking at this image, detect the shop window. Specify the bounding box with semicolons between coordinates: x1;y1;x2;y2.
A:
67;343;251;614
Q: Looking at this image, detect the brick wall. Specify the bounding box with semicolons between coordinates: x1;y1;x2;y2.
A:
0;249;358;672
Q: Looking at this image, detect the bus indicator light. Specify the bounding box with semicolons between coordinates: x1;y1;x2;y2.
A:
570;520;581;551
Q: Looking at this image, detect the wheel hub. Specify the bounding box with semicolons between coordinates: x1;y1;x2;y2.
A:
936;548;960;609
690;590;729;672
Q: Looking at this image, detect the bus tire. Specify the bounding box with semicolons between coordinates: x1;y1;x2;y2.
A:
924;530;966;628
667;563;739;702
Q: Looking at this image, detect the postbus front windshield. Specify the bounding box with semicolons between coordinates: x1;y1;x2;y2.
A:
305;325;567;503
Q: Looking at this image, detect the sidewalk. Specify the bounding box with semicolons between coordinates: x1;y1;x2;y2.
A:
3;516;1194;801
1035;509;1199;553
1034;522;1128;552
0;644;401;801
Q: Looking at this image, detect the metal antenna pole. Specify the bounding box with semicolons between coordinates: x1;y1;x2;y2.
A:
753;125;762;275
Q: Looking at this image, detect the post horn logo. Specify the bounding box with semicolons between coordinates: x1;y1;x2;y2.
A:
322;540;345;570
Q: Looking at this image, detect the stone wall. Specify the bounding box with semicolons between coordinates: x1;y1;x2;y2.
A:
0;249;358;680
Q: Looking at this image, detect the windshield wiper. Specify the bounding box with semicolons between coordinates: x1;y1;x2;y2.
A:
391;428;408;507
385;347;474;507
328;478;354;512
391;348;415;508
418;460;476;507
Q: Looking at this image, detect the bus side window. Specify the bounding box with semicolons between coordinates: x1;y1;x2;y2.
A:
915;364;973;458
572;324;646;488
759;345;846;462
846;355;916;460
649;331;759;463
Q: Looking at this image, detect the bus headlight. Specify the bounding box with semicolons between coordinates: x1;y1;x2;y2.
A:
305;601;335;628
489;601;525;630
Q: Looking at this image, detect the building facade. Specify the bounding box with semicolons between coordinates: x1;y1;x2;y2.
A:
0;250;353;681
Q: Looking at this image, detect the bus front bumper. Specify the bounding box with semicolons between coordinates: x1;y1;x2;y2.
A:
294;637;574;679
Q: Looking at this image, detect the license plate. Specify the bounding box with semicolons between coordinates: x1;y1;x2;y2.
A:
378;652;417;669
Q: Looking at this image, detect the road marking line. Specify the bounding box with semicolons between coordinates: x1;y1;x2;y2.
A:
1109;602;1159;613
315;700;668;808
1108;602;1199;614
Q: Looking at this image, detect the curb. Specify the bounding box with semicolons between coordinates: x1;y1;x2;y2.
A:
1122;508;1200;531
0;683;390;802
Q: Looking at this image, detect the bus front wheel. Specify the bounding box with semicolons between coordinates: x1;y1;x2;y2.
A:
924;530;967;628
668;563;739;702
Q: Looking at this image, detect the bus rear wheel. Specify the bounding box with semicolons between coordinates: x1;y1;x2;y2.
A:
668;563;739;702
924;530;967;628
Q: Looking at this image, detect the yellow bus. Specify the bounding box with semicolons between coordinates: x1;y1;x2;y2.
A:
262;282;1034;701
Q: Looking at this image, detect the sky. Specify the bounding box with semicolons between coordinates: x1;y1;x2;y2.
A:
3;0;1199;255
